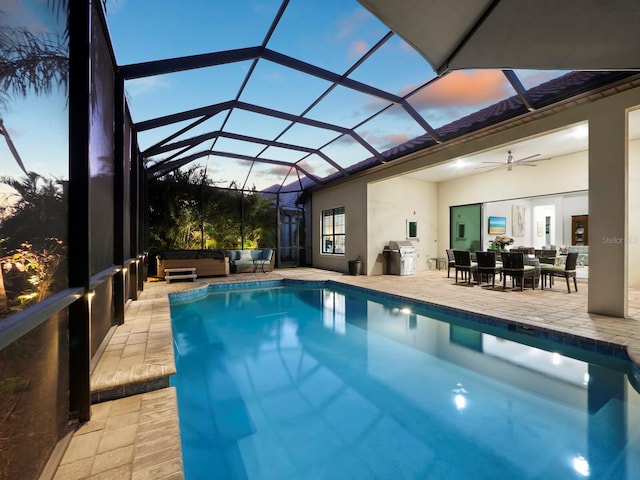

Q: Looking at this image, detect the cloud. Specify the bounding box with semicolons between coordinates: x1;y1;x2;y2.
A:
336;8;370;40
125;76;170;98
3;124;23;137
268;165;295;177
348;40;369;59
516;70;568;88
402;70;511;109
2;0;53;33
361;131;409;150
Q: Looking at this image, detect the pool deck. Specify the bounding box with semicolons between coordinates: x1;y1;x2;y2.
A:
52;268;640;479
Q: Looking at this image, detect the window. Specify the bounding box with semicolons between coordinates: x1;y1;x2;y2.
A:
322;207;345;254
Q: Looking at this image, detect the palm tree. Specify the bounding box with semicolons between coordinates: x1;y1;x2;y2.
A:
0;0;69;112
1;0;69;175
0;172;66;250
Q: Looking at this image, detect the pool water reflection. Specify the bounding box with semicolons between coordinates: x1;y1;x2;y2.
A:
170;284;640;480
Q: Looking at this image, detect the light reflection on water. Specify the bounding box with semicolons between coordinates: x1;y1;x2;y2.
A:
170;285;640;480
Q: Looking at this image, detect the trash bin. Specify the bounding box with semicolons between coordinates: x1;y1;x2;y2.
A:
348;257;363;275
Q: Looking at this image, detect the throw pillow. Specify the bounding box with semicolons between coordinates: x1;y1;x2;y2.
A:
239;250;252;261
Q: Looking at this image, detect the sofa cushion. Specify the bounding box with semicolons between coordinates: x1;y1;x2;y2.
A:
238;250;252;261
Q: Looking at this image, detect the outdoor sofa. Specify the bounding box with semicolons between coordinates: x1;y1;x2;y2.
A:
156;249;229;279
227;248;275;273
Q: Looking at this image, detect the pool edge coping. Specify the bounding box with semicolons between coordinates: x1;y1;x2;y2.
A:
168;277;637;368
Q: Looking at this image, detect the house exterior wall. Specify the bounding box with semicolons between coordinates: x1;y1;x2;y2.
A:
310;85;640;315
312;179;368;274
367;176;438;275
629;137;640;288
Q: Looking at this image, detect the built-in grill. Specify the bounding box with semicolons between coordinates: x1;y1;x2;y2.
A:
383;240;416;275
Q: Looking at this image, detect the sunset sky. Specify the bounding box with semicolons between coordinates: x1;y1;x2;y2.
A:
105;0;567;190
0;0;566;194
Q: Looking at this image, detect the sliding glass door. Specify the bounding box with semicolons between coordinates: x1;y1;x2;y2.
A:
450;204;482;253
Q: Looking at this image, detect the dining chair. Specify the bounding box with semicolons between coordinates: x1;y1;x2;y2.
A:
536;249;556;265
475;251;501;288
501;252;536;291
453;250;476;284
446;249;455;278
540;252;579;293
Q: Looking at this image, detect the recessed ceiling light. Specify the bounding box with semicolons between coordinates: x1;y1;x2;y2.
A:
571;124;588;138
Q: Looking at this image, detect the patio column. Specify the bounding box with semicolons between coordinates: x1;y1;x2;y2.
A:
588;106;628;317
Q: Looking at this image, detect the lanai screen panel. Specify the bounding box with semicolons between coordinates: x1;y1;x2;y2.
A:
105;0;631;195
0;4;71;478
0;0;70;312
90;4;116;275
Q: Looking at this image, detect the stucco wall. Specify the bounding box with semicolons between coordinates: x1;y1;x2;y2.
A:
368;176;438;275
309;88;640;299
629;136;640;287
312;179;368;274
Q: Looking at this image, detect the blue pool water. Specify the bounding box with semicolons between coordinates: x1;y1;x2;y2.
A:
169;282;640;480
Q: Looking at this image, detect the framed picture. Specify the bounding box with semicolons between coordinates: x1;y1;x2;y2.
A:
512;205;526;236
488;216;506;235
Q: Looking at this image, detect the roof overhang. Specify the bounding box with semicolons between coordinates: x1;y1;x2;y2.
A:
358;0;640;75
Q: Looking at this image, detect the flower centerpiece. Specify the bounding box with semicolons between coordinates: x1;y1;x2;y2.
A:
489;235;514;250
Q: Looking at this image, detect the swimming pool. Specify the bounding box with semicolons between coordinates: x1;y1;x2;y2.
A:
170;281;640;480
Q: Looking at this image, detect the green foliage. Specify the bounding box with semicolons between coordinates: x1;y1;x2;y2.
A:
0;172;67;250
148;165;277;250
0;173;67;316
3;238;65;305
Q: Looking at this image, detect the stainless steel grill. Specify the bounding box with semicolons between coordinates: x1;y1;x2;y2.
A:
384;240;416;275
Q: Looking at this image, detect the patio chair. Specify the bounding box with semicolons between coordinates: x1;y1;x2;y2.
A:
475;251;501;288
446;249;455;278
453;250;476;284
541;252;579;293
535;249;556;265
501;252;536;291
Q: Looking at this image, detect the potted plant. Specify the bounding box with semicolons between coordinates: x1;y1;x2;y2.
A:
489;236;514;251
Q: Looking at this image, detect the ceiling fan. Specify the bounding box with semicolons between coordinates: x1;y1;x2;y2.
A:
477;150;543;172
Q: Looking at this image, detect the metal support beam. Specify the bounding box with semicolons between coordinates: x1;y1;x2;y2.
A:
113;76;125;325
144;130;349;175
503;69;536;111
236;101;383;161
147;148;322;185
135;100;234;131
68;0;92;423
118;46;263;79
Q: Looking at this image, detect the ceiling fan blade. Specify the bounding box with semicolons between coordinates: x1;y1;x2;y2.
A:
476;163;504;173
512;153;541;163
475;161;503;169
